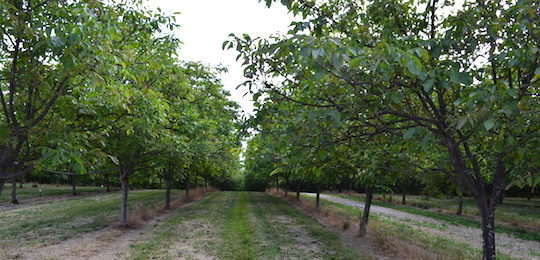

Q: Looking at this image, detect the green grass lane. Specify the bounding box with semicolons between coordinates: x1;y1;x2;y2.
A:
127;192;363;260
0;184;105;203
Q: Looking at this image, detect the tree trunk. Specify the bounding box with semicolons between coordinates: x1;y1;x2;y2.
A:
185;177;190;200
119;172;129;227
402;193;406;205
478;197;496;260
358;188;374;237
105;173;111;192
19;177;23;188
316;184;321;208
284;177;289;197
456;195;463;215
56;174;60;187
165;169;172;210
0;179;5;197
10;177;18;204
296;182;300;201
71;175;77;195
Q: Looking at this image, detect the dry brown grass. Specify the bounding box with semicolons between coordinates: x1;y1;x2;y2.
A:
269;189;444;260
128;187;216;228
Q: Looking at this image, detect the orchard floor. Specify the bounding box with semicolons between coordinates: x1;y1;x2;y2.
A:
2;191;364;260
304;193;540;260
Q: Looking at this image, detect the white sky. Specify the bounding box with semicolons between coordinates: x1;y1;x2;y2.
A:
144;0;294;116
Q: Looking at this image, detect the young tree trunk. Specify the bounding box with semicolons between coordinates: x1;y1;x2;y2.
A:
358;188;374;237
296;182;300;201
119;171;130;227
10;177;18;204
70;175;77;195
0;179;5;197
185;177;190;200
284;177;289;197
402;193;406;205
165;169;172;210
316;184;321;208
478;197;496;260
456;195;464;215
105;173;111;192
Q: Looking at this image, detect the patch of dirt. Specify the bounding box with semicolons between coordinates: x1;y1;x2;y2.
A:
304;193;540;260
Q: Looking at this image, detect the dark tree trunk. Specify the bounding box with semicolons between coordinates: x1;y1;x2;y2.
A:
185;177;190;199
19;177;23;188
478;197;496;260
119;171;130;227
498;193;504;205
284;177;289;197
70;175;77;195
358;188;374;237
456;195;464;215
56;174;60;187
165;169;172;210
402;193;406;205
105;173;111;192
296;182;300;201
0;179;5;197
10;177;18;204
316;184;321;208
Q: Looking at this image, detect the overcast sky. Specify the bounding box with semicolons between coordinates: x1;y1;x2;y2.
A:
144;0;294;116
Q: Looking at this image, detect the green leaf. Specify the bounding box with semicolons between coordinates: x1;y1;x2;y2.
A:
483;119;495;131
456;117;468;129
108;155;119;165
422;79;435;92
406;57;426;80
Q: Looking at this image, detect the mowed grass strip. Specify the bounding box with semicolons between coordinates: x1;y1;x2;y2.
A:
249;193;363;259
336;194;540;242
127;192;362;260
221;192;257;259
0;189;181;256
0;183;105;203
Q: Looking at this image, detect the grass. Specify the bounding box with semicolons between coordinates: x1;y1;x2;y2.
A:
336;194;540;242
0;183;105;203
299;194;487;259
369;194;540;230
0;189;182;257
128;192;364;259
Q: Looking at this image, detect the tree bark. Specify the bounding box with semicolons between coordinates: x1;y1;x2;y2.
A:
185;177;190;200
456;195;463;215
119;171;130;227
165;169;172;210
10;177;18;204
70;175;77;195
296;182;300;201
0;179;5;197
284;177;289;197
358;188;373;237
316;184;321;208
478;197;496;260
105;173;110;192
